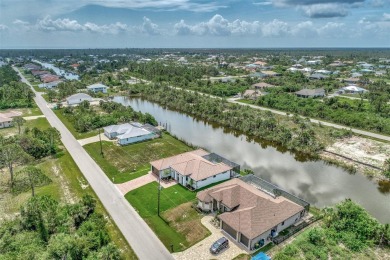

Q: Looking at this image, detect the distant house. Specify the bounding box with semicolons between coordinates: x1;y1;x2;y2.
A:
197;176;308;251
341;85;368;94
24;64;41;71
38;80;62;89
249;72;265;78
261;71;281;77
150;149;240;190
40;74;61;83
315;69;332;75
87;83;108;93
306;60;322;65
31;70;50;76
295;88;325;98
0;111;23;129
66;93;93;106
242;90;261;99
343;77;360;85
103;122;159;145
309;73;328;80
251;82;275;90
220;77;236;83
351;72;363;78
253;61;267;67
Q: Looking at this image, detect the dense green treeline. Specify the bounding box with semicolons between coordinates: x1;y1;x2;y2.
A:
125;61;215;83
3;48;390;59
187;80;247;97
274;199;390;259
0;126;61;190
255;93;390;134
59;101;157;133
133;84;351;154
0;195;120;259
0;65;20;85
0;66;35;109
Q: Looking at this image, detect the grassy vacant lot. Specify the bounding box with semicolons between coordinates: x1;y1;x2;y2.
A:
53;151;137;260
0;117;50;137
1;150;137;259
125;182;209;251
271;227;389;260
163;202;210;250
84;133;192;183
54;109;99;139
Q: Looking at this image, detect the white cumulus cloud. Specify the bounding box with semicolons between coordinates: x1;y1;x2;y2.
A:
174;14;262;36
301;4;348;18
140;17;160;35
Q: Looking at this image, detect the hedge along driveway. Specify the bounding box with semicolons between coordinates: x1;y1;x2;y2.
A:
84;133;192;184
125;182;197;251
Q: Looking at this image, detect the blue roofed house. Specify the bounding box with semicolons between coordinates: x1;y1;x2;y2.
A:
103;122;159;145
87;83;108;93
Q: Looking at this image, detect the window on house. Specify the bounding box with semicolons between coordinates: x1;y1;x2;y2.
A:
281;221;285;226
213;175;216;178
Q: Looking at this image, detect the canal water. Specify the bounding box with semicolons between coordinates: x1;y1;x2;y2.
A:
34;60;79;80
115;96;390;223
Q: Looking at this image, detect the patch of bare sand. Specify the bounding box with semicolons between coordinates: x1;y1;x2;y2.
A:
52;164;75;204
322;136;390;176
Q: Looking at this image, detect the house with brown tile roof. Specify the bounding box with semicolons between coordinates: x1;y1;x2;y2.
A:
150;149;239;190
197;178;306;251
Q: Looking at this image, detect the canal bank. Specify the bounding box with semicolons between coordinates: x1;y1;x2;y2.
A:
114;96;390;223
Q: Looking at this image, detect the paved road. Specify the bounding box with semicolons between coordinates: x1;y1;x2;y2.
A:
169;86;390;142
227;98;390;142
14;67;173;260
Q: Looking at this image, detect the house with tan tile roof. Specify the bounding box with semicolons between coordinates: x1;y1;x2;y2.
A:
197;177;307;251
150;149;239;190
0;111;22;129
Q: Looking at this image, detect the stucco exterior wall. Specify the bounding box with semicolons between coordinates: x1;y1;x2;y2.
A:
0;121;12;128
117;133;156;145
197;201;211;211
249;211;303;249
195;170;231;189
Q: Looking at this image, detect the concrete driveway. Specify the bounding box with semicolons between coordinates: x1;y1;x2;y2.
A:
173;215;247;260
116;172;177;195
77;133;112;146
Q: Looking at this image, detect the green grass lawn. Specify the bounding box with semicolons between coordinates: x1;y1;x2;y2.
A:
84;133;192;184
125;182;198;251
54;109;99;139
32;84;46;93
0;117;50;136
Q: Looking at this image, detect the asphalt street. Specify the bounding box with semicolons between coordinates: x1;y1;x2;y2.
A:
14;67;173;260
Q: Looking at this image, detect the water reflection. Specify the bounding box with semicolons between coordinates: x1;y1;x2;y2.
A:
115;96;390;223
34;60;79;80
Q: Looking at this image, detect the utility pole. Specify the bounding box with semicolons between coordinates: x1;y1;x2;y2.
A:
157;172;161;217
98;128;104;157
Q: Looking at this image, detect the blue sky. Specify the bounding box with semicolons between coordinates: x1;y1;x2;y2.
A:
0;0;389;48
